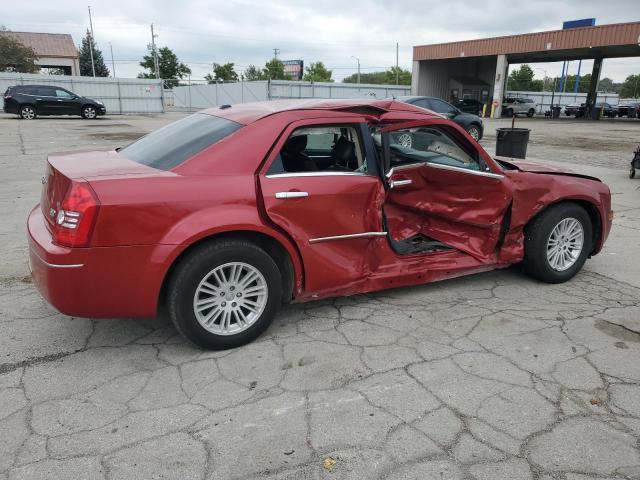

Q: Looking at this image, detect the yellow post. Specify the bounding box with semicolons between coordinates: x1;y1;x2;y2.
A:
490;104;495;119
482;104;487;118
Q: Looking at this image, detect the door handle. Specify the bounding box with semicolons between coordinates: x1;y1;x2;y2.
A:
275;191;309;199
57;99;63;102
389;179;412;189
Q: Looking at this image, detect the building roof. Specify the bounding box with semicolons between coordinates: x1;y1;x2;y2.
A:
0;31;78;59
413;21;640;63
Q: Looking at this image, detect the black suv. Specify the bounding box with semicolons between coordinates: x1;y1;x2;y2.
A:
3;85;106;119
397;96;484;141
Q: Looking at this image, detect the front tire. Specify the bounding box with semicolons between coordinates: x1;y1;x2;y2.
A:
167;239;282;349
19;105;36;120
523;203;592;283
81;105;97;119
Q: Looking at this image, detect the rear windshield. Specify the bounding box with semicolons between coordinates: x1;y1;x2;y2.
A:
120;113;242;170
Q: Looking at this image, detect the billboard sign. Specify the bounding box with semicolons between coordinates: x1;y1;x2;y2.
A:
283;60;304;80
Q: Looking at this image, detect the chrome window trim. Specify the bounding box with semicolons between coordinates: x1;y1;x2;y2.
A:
266;171;368;179
424;161;504;179
387;162;503;179
30;248;84;269
385;163;424;178
309;231;387;244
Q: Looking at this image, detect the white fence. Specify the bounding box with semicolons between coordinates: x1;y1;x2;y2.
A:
168;80;412;111
0;72;164;114
506;90;620;114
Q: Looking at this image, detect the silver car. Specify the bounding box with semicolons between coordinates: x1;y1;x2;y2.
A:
502;97;537;117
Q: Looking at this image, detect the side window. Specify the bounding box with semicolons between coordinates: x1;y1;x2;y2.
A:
37;87;55;96
55;89;73;98
388;127;480;171
428;99;456;114
412;99;430;110
269;125;367;174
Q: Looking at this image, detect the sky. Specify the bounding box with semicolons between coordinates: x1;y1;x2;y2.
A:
2;0;639;82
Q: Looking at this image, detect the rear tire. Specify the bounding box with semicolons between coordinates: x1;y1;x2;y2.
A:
466;124;481;141
527;108;535;117
631;167;636;179
167;239;282;349
19;105;36;120
505;108;514;118
523;203;592;283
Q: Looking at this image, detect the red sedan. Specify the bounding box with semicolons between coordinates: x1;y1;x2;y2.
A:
28;99;613;349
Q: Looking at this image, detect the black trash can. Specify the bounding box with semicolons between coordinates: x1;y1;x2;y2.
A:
495;128;530;159
551;106;561;119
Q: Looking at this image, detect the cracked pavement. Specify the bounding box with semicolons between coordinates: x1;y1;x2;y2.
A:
1;113;639;479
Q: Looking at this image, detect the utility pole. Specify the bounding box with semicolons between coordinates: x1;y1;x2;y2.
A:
395;42;399;85
87;6;96;76
273;48;280;59
108;41;116;77
150;23;160;79
351;56;360;86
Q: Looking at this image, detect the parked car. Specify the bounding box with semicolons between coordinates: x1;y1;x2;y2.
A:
617;101;640;118
453;98;485;116
3;85;106;119
502;97;537;117
564;103;582;116
397;96;484;141
567;102;617;118
28;99;612;349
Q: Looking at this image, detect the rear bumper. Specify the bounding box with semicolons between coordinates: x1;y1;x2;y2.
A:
28;205;171;318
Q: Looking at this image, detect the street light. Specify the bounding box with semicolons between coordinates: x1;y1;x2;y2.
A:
351;56;361;86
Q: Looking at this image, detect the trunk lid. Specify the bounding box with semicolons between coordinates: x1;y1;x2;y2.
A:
40;149;165;232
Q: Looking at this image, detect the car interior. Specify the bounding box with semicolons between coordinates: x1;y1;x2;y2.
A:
273;126;367;174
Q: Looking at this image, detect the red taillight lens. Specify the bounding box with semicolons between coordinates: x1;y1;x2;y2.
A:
53;182;100;247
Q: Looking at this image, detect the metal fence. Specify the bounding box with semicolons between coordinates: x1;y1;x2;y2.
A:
506;90;620;114
0;72;164;114
168;80;412;111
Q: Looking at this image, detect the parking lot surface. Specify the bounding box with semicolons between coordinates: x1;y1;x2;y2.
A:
1;112;639;479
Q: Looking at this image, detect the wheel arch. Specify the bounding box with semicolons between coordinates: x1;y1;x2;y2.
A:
158;230;299;310
524;198;602;255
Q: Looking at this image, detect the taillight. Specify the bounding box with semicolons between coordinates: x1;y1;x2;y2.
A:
53;182;100;247
4;95;11;99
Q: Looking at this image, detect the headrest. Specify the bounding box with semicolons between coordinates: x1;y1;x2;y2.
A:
283;134;307;153
332;136;356;162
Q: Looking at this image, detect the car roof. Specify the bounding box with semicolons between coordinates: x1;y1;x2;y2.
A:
202;98;437;125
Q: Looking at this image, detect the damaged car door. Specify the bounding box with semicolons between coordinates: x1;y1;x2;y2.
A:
380;122;513;261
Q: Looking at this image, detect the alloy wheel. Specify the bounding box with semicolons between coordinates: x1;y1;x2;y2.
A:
21;106;35;119
546;217;584;271
83;106;96;119
193;262;268;335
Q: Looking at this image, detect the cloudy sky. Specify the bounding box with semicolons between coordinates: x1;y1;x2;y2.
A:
3;0;639;82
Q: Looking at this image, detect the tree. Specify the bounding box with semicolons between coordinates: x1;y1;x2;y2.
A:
243;64;262;81
0;29;39;73
205;62;238;83
506;64;543;91
138;45;191;88
598;77;617;93
79;29;109;77
262;58;287;80
302;62;333;82
619;74;640;98
342;66;411;85
543;74;592;93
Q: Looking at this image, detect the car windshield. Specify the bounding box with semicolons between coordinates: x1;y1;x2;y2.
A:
120;113;242;170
